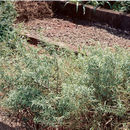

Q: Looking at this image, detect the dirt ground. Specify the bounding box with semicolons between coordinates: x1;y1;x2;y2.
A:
15;1;130;50
15;1;130;49
0;108;26;130
15;1;54;22
24;16;130;50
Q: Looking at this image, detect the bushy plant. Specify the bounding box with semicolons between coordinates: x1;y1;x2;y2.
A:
1;43;129;129
0;1;25;55
60;46;130;129
0;1;17;42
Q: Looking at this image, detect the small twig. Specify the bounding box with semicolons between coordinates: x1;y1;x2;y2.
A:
105;118;112;125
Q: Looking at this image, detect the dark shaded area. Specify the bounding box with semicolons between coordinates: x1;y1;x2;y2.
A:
52;13;130;42
26;36;79;56
0;122;23;130
51;2;130;41
53;2;130;31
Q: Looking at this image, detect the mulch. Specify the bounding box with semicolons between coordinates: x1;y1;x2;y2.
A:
24;16;130;49
15;1;130;49
15;1;54;22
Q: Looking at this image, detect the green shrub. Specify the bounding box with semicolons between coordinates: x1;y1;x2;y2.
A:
0;1;25;55
0;1;17;42
1;43;129;129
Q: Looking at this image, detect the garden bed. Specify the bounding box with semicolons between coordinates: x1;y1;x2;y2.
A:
54;1;130;31
23;17;130;50
15;1;130;50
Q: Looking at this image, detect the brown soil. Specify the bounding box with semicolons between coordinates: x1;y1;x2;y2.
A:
0;108;26;130
15;1;54;22
24;16;130;50
15;1;130;49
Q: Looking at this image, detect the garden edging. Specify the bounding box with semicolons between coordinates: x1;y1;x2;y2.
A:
54;2;130;31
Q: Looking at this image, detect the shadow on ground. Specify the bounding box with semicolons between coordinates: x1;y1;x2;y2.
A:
54;14;130;41
0;122;23;130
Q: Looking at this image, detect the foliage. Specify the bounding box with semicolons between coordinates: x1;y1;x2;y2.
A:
0;42;129;129
88;1;130;13
67;0;130;13
0;1;17;42
111;1;130;13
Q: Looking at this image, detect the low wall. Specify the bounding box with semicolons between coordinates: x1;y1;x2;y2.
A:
54;2;130;31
